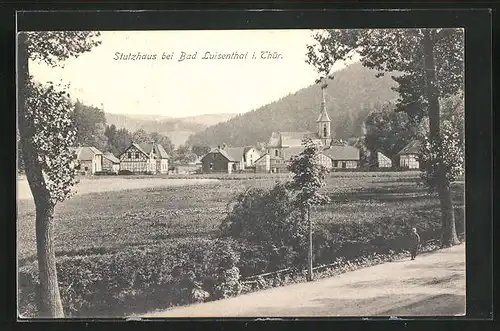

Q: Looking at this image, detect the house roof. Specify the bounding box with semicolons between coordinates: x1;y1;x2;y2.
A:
321;145;360;161
281;146;306;161
243;146;254;155
201;148;237;162
254;153;269;163
138;142;170;159
225;147;245;162
70;146;103;161
103;152;120;164
268;131;321;148
397;140;421;155
376;151;391;162
128;142;149;156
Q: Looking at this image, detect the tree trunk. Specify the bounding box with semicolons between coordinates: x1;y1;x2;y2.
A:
421;29;460;247
307;206;313;281
17;32;65;318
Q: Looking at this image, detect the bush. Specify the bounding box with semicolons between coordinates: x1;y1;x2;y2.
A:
219;182;308;273
118;170;134;175
220;182;306;247
18;238;243;317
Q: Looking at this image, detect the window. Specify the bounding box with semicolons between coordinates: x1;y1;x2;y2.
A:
209;163;213;170
342;162;346;168
128;152;132;158
275;150;279;157
334;161;338;167
323;125;327;138
135;153;140;159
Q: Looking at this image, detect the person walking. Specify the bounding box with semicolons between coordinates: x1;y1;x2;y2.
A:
410;227;421;260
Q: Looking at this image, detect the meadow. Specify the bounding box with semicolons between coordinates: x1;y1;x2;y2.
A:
18;171;435;263
17;172;465;317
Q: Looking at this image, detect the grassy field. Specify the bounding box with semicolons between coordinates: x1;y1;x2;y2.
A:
17;172;464;267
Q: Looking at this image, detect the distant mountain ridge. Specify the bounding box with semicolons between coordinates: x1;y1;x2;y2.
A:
105;112;238;147
186;62;400;148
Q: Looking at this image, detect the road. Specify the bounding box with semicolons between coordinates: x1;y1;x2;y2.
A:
141;243;465;318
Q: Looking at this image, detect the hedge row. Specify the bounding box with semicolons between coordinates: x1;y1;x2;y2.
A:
18;238;243;318
18;207;464;318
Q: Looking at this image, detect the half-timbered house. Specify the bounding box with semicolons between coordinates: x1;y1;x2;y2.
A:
397;140;421;169
119;142;169;174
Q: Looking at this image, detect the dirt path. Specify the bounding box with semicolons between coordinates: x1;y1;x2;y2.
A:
16;176;220;200
142;244;465;318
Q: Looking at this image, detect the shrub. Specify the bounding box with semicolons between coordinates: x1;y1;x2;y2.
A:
18;238;244;317
118;169;134;175
220;182;307;272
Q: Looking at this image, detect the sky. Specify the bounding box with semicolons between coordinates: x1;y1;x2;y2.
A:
29;30;355;118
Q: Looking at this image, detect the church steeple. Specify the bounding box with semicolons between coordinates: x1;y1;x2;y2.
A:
317;78;331;143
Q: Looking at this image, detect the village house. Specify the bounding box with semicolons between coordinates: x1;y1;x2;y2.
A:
200;147;236;174
397;140;421;169
70;146;103;175
119;141;169;174
102;152;121;174
254;153;271;173
200;145;252;174
242;146;262;168
224;147;246;171
265;80;360;173
375;151;392;168
320;144;360;169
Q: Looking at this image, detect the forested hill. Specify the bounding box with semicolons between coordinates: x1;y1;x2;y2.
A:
105;112;237;147
186;62;400;147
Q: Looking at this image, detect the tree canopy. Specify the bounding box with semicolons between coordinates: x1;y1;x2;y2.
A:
306;28;464;247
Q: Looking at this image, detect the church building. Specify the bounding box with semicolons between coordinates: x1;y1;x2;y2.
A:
266;79;360;173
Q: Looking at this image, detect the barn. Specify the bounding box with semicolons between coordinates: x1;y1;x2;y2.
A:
70;146;103;175
200;147;242;174
102;152;120;174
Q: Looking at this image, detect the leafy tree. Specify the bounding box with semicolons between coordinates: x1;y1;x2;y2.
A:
192;144;211;157
132;128;150;144
130;130;175;156
149;132;175;156
419;92;465;207
363;103;419;167
174;145;198;164
17;31;101;317
71;100;108;151
104;125;132;156
306;28;464;247
287;137;330;281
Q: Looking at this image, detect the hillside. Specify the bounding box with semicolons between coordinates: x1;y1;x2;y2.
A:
105;113;237;147
186;62;399;147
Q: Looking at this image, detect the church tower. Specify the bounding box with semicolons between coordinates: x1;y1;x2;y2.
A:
317;78;331;145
